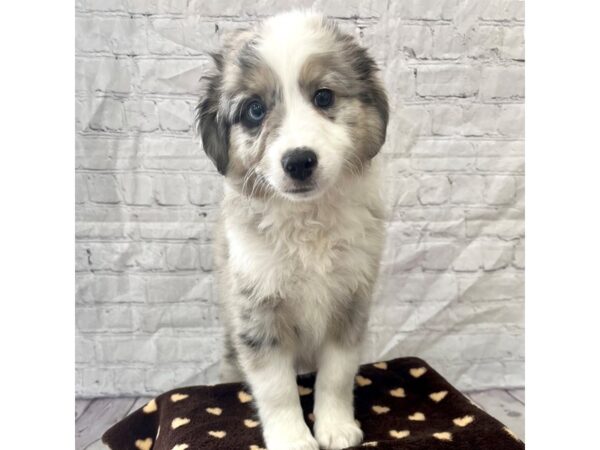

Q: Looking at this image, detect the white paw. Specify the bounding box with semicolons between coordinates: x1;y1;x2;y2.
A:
314;419;363;449
265;428;319;450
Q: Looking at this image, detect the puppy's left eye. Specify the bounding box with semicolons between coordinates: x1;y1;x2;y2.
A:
313;89;334;108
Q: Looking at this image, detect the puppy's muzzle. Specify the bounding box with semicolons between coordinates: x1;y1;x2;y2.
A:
281;148;318;181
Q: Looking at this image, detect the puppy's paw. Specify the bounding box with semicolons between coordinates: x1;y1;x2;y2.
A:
265;428;319;450
314;418;363;449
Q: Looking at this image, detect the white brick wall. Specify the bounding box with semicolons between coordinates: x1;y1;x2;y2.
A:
75;0;525;397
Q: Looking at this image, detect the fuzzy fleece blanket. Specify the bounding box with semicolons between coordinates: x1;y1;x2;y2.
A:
102;357;524;449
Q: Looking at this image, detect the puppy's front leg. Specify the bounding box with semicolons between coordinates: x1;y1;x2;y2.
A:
241;349;318;450
313;341;363;449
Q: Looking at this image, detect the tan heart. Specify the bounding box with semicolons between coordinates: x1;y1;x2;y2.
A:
433;432;452;441
172;445;189;450
453;415;474;427
238;391;253;403
308;413;315;422
362;442;378;447
206;407;222;416
390;387;405;398
298;385;313;396
244;419;260;428
170;393;189;403
142;399;157;414
373;362;388;370
135;438;153;450
389;430;410;439
504;427;519;440
409;367;427;378
429;391;448;402
372;405;390;414
356;375;372;386
249;445;266;450
171;417;191;429
408;412;425;421
208;430;227;439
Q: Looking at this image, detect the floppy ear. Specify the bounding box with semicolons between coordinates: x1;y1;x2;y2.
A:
366;74;389;156
333;25;390;159
196;56;230;175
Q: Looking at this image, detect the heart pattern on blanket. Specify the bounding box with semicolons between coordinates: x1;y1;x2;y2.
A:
134;438;152;450
372;405;390;414
356;375;372;386
170;393;189;403
142;399;157;414
389;387;405;398
408;412;426;421
389;430;410;439
244;419;260;428
206;407;222;416
453;415;474;427
409;367;427;378
429;391;448;402
171;445;188;450
102;358;524;450
433;432;453;441
208;430;226;439
238;391;253;403
171;417;190;429
298;385;313;396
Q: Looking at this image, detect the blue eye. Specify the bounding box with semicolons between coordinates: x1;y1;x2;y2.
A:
244;100;266;126
313;89;334;108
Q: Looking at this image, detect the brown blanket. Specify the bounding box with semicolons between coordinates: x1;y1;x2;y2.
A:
102;357;524;449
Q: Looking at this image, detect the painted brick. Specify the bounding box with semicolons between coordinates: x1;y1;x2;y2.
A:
431;104;500;136
389;0;460;20
450;175;485;204
87;98;126;132
116;174;154;206
138;59;209;95
417;65;479;97
76;17;147;55
418;176;451;205
75;3;525;397
188;175;223;206
154;174;188;206
96;336;157;364
480;66;524;100
76;57;135;94
124;100;160;132
481;240;514;271
423;242;459;270
431;25;467;60
484;176;516;205
158;100;193;132
87;174;121;204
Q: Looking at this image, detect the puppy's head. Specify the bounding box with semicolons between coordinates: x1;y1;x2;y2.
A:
197;11;388;201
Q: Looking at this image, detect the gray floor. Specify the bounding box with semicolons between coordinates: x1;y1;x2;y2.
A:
76;389;525;449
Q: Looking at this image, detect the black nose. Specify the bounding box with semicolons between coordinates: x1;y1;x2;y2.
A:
281;148;318;181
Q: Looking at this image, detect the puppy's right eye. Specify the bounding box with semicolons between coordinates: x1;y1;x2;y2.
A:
243;100;266;127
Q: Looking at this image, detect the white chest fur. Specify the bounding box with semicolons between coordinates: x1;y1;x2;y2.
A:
222;168;385;350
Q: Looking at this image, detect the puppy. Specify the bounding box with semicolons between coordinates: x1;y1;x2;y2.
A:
196;10;388;450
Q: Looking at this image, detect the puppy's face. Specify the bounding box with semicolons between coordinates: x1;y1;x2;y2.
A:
197;11;388;201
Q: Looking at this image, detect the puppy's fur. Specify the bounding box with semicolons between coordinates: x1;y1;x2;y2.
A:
196;11;388;450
